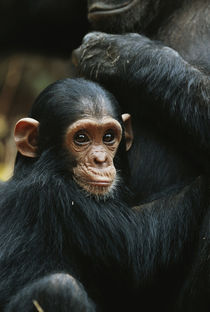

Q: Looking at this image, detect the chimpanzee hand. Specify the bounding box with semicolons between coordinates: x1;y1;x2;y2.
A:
5;273;95;312
72;31;181;92
72;31;149;83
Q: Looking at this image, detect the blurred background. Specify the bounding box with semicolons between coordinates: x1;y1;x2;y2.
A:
0;55;70;180
0;0;89;181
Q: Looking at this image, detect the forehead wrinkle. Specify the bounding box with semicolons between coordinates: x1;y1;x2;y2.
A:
79;94;113;118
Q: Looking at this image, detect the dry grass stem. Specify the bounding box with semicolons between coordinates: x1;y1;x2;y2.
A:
33;300;44;312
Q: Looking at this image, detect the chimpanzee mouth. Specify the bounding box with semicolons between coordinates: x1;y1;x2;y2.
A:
88;180;112;186
88;0;136;17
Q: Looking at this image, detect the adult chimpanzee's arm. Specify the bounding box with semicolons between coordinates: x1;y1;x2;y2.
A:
74;32;210;169
127;176;210;311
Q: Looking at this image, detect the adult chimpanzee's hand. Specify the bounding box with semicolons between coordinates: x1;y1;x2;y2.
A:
73;31;148;82
72;30;182;96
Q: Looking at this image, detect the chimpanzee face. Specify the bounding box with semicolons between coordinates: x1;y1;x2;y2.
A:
87;0;163;33
65;116;122;196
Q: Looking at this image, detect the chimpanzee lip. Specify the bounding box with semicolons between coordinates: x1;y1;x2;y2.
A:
74;175;113;188
88;180;112;186
88;0;135;16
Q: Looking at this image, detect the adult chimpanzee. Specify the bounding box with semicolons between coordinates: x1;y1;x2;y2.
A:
72;1;210;310
0;78;208;312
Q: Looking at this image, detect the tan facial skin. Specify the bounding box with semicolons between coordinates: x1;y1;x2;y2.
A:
65;116;122;196
14;114;133;197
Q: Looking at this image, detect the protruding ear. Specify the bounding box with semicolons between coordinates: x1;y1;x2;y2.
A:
14;118;39;158
122;113;133;151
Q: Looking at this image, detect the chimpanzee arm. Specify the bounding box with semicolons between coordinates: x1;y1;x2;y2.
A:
5;273;95;312
74;32;210;168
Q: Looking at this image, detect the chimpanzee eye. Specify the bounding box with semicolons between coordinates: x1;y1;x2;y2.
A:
74;131;90;145
103;130;115;144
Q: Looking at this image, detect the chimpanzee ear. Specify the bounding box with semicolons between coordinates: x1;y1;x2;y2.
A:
14;118;39;158
121;113;133;151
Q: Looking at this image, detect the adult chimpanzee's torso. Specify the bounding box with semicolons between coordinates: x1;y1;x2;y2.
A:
109;1;210;202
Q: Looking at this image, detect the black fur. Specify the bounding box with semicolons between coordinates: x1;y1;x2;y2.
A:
0;78;209;312
1;141;209;311
73;0;210;310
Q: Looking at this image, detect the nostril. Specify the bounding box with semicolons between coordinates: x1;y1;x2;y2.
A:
93;152;107;165
94;156;106;164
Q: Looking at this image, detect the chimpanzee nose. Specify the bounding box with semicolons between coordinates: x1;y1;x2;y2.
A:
93;151;108;166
